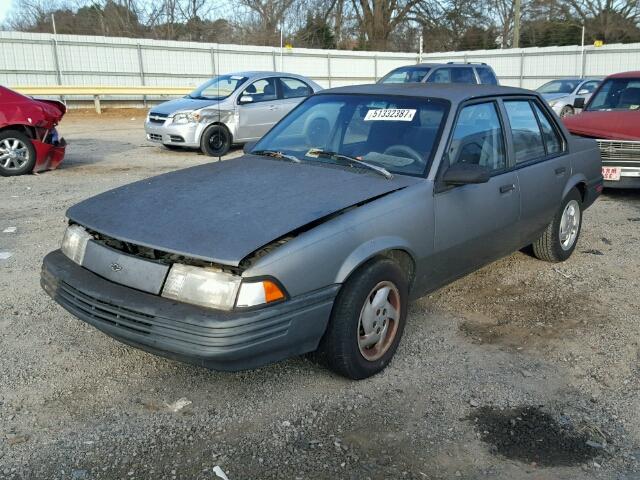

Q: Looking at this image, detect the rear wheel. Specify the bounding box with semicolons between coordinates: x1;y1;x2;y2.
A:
0;130;36;176
532;188;582;262
200;124;232;157
317;258;408;380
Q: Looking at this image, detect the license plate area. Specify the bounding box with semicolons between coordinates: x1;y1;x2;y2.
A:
602;167;621;181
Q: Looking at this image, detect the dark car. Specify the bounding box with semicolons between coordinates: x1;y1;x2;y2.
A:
378;62;499;86
563;71;640;188
42;84;601;379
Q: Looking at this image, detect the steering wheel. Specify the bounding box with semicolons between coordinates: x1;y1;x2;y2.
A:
383;145;424;164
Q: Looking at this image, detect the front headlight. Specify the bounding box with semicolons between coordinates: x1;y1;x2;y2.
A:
161;264;286;310
61;224;92;265
172;111;201;125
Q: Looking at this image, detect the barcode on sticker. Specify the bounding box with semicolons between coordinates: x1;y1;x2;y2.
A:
364;109;416;121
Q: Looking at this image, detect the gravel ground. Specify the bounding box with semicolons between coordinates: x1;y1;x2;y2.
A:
1;110;639;480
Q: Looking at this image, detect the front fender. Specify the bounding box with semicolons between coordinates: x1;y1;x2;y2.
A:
335;236;416;284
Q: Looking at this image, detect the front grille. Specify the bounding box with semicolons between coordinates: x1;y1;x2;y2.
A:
57;281;154;335
597;139;640;167
148;133;162;141
148;112;168;124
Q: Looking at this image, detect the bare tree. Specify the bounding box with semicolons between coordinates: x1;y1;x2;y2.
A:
350;0;421;50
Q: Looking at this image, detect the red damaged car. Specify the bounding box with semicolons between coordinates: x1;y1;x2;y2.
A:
563;71;640;188
0;86;66;176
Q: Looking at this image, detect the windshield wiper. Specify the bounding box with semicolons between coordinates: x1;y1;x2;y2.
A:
309;149;393;179
252;150;301;163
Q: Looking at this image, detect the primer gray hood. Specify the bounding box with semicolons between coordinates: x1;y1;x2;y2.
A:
67;157;420;266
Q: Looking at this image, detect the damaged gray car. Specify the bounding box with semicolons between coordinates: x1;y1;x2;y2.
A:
42;84;602;379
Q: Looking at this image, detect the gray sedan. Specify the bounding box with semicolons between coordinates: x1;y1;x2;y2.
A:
144;71;322;156
42;84;602;379
537;78;601;117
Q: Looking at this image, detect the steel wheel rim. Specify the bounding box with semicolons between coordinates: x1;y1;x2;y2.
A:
559;199;580;250
0;138;29;170
209;132;224;150
357;281;400;362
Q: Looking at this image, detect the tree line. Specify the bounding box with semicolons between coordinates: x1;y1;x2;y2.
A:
4;0;640;53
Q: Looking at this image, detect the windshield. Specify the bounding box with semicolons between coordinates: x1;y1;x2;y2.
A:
251;94;449;177
537;80;580;95
587;78;640;111
379;66;432;84
189;75;247;100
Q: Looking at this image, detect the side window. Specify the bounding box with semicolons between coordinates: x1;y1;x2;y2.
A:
580;80;599;94
532;102;563;155
476;67;498;85
446;102;506;172
239;78;278;103
280;77;312;99
504;100;546;163
426;68;451;84
450;67;476;84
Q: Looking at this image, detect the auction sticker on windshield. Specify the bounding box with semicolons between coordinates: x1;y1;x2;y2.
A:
364;109;416;121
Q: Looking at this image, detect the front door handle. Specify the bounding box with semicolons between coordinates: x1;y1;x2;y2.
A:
268;105;278;111
555;167;567;175
499;184;516;194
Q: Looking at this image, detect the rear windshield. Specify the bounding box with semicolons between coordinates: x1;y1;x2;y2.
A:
252;94;449;177
587;78;640;111
537;80;580;95
379;66;432;84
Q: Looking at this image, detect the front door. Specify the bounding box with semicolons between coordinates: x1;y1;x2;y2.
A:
427;101;521;289
237;77;281;141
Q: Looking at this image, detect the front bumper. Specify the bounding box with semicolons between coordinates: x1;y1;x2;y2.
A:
33;138;66;173
603;167;640;189
144;119;203;148
42;250;339;371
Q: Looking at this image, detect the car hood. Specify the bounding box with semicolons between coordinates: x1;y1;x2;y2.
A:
0;86;66;129
563;110;640;140
541;93;569;102
149;97;227;115
67;156;420;267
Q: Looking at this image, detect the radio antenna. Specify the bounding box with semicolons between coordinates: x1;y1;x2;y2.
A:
216;42;221;163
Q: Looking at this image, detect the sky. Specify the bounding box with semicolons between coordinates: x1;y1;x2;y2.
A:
0;0;13;24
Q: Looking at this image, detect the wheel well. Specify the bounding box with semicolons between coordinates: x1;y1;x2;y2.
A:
0;125;34;138
347;249;416;292
574;182;586;202
202;122;232;141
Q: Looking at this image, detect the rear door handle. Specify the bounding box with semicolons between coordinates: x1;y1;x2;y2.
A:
499;184;516;194
555;167;567;175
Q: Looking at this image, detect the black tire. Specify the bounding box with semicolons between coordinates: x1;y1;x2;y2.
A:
0;130;36;176
559;105;574;118
316;258;409;380
200;124;232;157
532;188;583;262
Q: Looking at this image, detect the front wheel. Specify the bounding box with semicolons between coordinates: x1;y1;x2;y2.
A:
532;188;582;262
200;124;232;157
316;258;409;380
559;105;574;118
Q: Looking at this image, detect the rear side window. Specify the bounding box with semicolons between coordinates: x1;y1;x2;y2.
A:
447;102;506;172
476;67;498;85
280;77;312;99
504;100;546;163
427;67;476;84
380;66;431;84
532;103;563;155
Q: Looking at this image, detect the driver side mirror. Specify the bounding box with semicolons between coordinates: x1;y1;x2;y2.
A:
573;97;586;109
239;95;253;105
577;89;589;96
443;163;490;185
243;141;257;154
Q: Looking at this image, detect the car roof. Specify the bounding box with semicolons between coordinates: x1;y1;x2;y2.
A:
412;63;491;68
607;71;640;79
317;83;535;103
226;71;307;78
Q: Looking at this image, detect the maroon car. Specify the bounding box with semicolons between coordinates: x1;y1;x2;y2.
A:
563;71;640;188
0;86;66;176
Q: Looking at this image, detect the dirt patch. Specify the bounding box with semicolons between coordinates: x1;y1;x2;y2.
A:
469;406;602;467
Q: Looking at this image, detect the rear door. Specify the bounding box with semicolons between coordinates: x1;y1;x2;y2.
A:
428;100;520;288
278;77;314;116
236;77;281;141
502;98;570;244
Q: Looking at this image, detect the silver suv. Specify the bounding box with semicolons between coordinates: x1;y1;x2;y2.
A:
145;71;322;157
379;62;499;85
